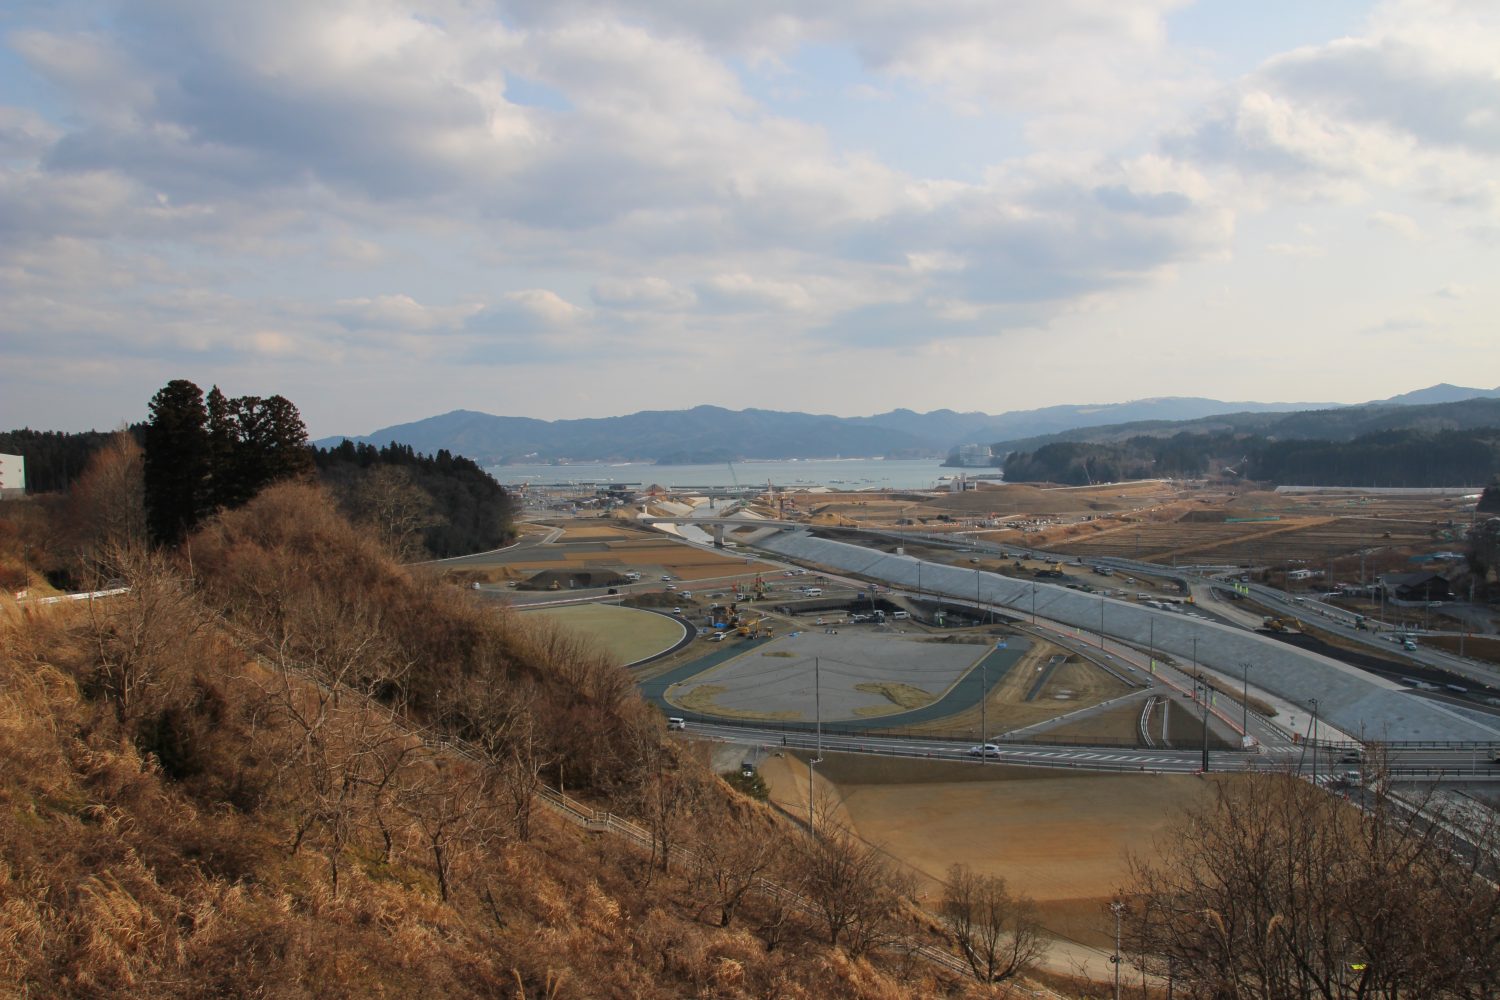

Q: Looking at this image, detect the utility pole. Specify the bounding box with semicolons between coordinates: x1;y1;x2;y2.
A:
1031;581;1036;624
1099;596;1106;649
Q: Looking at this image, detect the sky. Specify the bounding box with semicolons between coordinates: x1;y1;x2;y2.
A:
2;0;1498;439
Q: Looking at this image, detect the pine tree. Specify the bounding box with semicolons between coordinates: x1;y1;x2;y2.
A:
144;379;210;545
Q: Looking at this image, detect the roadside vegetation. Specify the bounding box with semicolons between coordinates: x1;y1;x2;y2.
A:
1122;762;1500;998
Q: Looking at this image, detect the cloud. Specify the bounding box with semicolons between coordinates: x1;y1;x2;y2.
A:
590;276;696;310
467;289;587;334
1170;1;1500;212
1369;210;1422;239
1266;242;1326;257
695;273;816;312
332;294;480;331
5;0;1498;433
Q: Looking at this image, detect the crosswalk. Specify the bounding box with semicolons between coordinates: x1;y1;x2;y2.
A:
1003;750;1192;765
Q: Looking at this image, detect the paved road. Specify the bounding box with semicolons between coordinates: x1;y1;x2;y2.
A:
678;718;1500;779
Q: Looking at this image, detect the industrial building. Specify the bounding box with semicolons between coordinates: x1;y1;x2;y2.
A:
0;453;24;498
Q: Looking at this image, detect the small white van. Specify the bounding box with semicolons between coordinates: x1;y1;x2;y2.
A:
804;587;823;596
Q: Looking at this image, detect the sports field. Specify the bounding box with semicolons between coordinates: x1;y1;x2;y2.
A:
524;603;685;664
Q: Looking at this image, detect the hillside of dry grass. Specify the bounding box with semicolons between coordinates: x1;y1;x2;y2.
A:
0;484;995;999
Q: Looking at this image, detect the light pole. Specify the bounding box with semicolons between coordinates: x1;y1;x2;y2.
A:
1309;698;1319;784
1110;900;1125;1000
808;656;823;836
1099;596;1106;649
980;654;987;762
1030;581;1036;624
1199;668;1210;773
1241;661;1250;740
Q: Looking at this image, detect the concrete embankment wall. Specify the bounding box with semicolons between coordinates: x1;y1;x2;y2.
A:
754;532;1500;743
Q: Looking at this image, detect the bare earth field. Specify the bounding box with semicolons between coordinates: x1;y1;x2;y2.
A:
522;603;684;665
758;752;1227;949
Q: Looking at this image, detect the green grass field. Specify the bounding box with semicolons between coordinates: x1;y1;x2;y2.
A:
525;603;685;665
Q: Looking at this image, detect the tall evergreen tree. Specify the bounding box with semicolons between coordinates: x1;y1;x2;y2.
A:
205;385;240;509
256;395;314;484
144;379;210;545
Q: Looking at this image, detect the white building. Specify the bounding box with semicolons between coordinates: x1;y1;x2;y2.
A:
0;453;23;498
955;443;993;467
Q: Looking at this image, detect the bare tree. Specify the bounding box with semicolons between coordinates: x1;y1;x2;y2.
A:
1125;761;1500;998
342;466;442;561
689;802;785;927
625;727;703;879
397;756;504;904
82;546;210;728
940;863;1043;983
66;431;148;579
796;814;915;957
469;679;552;842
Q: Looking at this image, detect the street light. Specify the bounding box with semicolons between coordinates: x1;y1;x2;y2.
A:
1309;698;1320;784
808;656;823;836
1110;900;1125;1000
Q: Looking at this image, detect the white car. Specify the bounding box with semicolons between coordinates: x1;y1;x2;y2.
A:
967;743;1001;758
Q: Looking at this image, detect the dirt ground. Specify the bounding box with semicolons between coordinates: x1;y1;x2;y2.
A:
1040;698;1152;744
758;751;1227;949
522;603;684;665
893;640;1134;738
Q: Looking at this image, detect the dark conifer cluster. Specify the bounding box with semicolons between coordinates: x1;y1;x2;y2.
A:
143;379;314;544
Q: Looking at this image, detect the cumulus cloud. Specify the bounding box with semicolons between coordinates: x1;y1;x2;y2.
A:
591;276;696;310
1369;210;1422;239
1170;1;1500;213
3;0;1497;431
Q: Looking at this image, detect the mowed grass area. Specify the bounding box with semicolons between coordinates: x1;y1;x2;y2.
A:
760;752;1227;948
522;603;684;665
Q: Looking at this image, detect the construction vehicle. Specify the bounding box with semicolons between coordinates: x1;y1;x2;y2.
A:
1262;617;1290;632
737;618;761;637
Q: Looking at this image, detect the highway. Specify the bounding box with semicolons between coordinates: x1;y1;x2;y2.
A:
684;718;1500;781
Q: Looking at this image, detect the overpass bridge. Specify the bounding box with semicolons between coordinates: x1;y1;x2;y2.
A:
637;516;805;547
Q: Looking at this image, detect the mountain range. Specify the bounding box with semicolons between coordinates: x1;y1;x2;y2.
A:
315;384;1500;466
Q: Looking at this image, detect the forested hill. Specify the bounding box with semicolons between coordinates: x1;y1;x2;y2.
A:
2;382;517;560
313;440;517;557
1001;427;1500;488
992;396;1500;457
0;426;146;492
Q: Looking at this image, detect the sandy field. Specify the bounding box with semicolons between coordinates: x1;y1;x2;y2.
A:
523;603;684;664
759;752;1225;947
